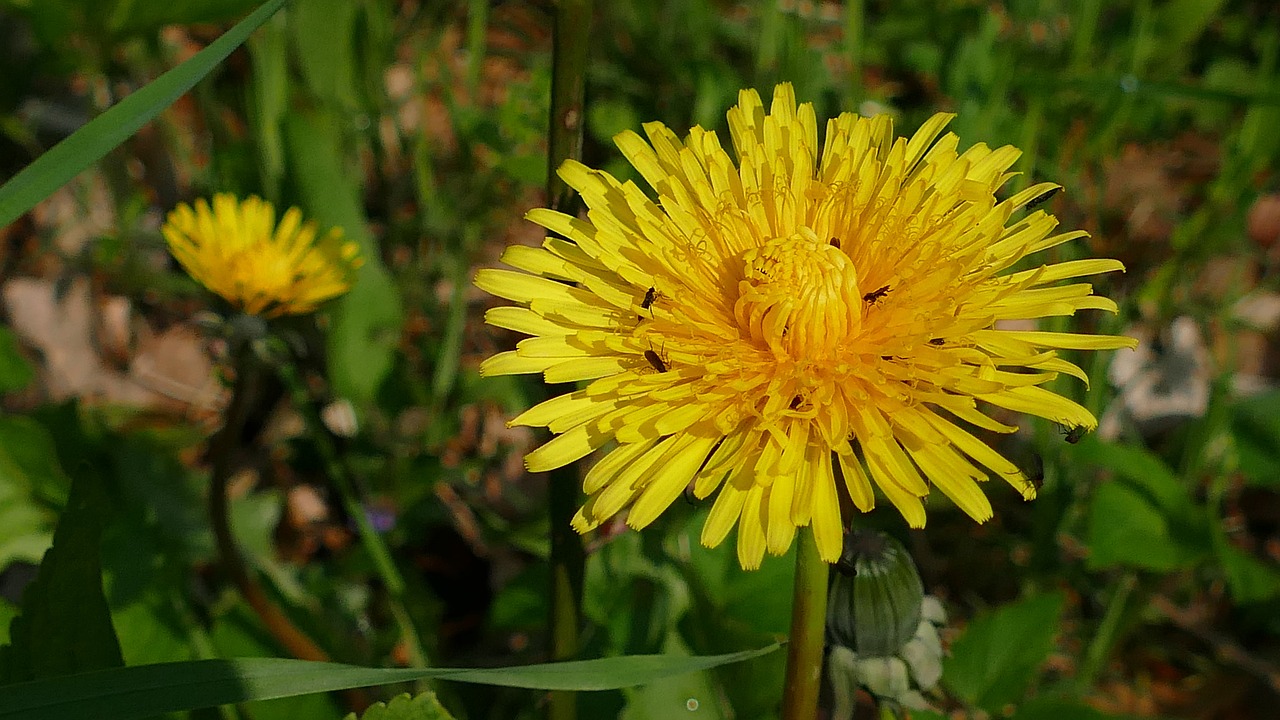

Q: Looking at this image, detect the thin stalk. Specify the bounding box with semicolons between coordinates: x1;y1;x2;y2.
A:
275;361;430;671
845;0;865;103
1077;572;1137;691
208;348;369;711
210;351;331;663
782;528;829;720
545;2;593;720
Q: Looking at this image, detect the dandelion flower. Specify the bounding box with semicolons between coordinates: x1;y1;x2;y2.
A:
162;194;363;317
476;84;1136;570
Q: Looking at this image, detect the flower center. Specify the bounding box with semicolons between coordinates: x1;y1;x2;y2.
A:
735;228;862;359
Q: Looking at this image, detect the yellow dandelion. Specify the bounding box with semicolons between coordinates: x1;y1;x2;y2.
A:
476;84;1137;570
162;193;363;317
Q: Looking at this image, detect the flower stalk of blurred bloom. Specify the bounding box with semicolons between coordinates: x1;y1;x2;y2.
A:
477;83;1134;719
160;194;390;683
476;83;1135;570
162;193;363;319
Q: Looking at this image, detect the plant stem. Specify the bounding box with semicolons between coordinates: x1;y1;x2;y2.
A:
275;361;430;671
545;2;593;720
210;350;332;664
1077;572;1136;691
782;527;829;720
208;348;369;712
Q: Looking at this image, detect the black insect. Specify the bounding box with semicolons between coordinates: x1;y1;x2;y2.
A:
1025;186;1061;210
829;237;842;249
643;348;667;372
1060;424;1088;444
862;285;890;304
641;286;659;312
1023;452;1045;496
928;338;946;346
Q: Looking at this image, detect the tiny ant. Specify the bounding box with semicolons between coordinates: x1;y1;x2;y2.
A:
1060;424;1087;444
862;285;890;304
643;348;668;372
1025;186;1060;211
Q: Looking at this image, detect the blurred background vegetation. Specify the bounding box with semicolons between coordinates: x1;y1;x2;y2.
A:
2;1;1280;718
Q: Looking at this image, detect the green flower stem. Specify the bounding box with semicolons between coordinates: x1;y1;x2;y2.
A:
1077;572;1137;691
210;351;332;664
274;361;430;672
782;527;829;720
545;2;593;720
208;349;370;712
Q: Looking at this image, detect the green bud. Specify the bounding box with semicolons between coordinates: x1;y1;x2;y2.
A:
826;530;924;657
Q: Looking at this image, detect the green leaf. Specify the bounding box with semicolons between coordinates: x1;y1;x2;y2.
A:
1081;440;1210;571
0;326;34;393
291;0;361;108
0;0;287;229
0;416;70;570
0;646;780;720
942;593;1065;713
1231;390;1280;488
0;472;123;684
342;692;455;720
1086;483;1204;571
1079;440;1187;515
1217;543;1280;604
284;111;403;404
620;633;728;720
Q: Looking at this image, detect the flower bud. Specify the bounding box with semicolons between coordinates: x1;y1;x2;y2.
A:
826;529;924;656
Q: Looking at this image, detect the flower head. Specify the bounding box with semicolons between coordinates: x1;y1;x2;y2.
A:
162;194;363;317
476;84;1136;570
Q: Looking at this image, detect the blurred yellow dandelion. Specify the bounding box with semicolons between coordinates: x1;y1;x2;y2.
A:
162;194;363;317
476;84;1137;570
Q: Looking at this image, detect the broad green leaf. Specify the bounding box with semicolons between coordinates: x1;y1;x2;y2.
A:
1086;483;1205;571
291;0;361;108
620;633;728;720
342;692;455;720
1231;390;1280;488
0;472;123;684
0;415;75;570
0;0;287;229
284;111;403;404
1081;439;1210;570
0;326;34;393
1217;543;1280;605
942;593;1065;713
0;645;781;720
1079;440;1188;515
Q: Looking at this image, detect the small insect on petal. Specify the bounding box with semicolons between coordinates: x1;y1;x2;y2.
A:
863;285;891;304
641;286;659;311
1025;186;1061;210
644;349;668;372
1059;424;1088;444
